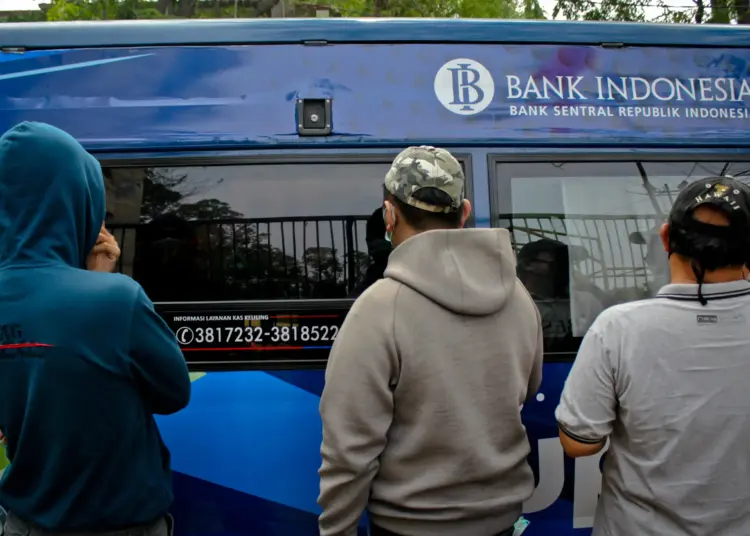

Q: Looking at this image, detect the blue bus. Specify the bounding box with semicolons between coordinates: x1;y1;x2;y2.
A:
1;17;750;536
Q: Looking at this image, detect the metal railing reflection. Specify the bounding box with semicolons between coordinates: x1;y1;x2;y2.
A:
107;215;370;300
502;213;662;296
108;212;663;302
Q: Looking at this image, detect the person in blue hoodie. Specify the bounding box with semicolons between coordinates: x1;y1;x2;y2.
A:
0;122;191;536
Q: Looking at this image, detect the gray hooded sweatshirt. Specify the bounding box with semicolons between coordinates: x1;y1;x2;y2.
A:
318;228;543;536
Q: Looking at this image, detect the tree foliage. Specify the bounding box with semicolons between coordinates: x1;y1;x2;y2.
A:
2;0;545;22
130;169;370;301
326;0;544;18
3;0;748;25
37;0;284;20
553;0;750;24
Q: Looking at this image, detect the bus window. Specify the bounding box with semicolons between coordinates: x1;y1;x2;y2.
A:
103;162;390;302
102;161;393;368
492;159;750;355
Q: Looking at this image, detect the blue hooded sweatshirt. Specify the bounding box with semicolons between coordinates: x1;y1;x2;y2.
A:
0;122;191;530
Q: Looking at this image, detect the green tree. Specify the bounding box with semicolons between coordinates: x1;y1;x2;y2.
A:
324;0;544;18
46;0;144;19
31;0;545;20
37;0;281;21
0;11;46;21
553;0;748;24
155;0;280;19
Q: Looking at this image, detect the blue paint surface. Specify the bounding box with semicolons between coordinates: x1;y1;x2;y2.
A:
0;42;748;150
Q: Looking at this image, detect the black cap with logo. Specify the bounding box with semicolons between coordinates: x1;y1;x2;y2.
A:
667;177;750;302
670;177;750;234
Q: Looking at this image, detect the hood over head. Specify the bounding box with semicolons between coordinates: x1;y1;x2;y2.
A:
0;122;105;269
384;228;517;316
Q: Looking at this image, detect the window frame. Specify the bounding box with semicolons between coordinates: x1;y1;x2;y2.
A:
98;151;474;371
99;151;475;228
488;152;750;229
488;152;750;362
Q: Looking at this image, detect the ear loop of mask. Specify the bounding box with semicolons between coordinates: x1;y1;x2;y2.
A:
383;205;395;243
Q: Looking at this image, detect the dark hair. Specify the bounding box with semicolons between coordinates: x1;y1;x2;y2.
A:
667;210;748;273
385;187;463;231
365;207;386;243
667;210;749;304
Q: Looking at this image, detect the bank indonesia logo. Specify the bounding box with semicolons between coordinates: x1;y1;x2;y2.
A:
434;58;494;116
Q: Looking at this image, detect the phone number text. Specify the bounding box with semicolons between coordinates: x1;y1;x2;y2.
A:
186;325;339;345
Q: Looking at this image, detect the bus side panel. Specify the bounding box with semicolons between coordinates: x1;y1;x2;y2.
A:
2;44;750;151
157;371;325;536
155;364;595;536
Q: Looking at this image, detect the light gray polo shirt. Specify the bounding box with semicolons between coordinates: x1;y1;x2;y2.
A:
556;280;750;536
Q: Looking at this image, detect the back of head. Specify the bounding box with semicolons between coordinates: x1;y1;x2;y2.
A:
382;147;522;316
0;122;105;269
383;145;466;235
517;238;571;299
666;177;750;299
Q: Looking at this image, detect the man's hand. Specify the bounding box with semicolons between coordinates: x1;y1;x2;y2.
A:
86;225;121;273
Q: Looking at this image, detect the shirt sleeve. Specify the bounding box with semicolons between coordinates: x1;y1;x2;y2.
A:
318;286;399;536
555;318;618;444
129;286;192;415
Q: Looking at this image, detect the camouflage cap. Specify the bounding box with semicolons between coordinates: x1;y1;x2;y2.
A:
384;146;465;213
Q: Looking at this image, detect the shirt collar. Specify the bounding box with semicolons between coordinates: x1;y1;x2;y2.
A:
657;280;750;301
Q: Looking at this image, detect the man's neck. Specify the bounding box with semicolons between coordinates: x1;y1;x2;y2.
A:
669;264;747;285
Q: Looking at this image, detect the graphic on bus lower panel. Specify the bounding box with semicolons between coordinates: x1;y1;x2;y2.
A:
155;363;596;536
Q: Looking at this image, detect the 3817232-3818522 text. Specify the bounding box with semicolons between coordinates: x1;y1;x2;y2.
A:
187;325;339;345
166;312;343;351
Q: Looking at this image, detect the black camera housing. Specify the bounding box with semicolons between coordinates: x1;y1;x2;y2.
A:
296;98;332;136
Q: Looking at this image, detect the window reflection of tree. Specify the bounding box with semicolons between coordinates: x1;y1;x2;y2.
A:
110;167;371;301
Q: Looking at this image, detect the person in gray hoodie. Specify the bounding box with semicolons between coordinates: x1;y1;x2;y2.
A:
318;146;543;536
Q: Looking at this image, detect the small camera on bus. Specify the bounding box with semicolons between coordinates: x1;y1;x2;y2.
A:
297;98;332;136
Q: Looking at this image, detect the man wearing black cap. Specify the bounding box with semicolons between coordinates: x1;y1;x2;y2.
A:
555;177;750;536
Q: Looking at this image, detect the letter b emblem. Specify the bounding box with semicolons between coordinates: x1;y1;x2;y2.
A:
434;58;495;116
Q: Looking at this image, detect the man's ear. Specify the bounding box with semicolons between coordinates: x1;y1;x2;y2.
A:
458;199;472;228
659;223;670;253
383;200;395;233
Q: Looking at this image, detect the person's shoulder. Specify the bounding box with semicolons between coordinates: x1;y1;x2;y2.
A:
81;269;140;291
45;271;149;348
68;270;143;307
349;278;402;315
590;297;663;332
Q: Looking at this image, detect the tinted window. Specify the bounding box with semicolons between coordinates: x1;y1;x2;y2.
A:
493;160;750;355
104;162;391;302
